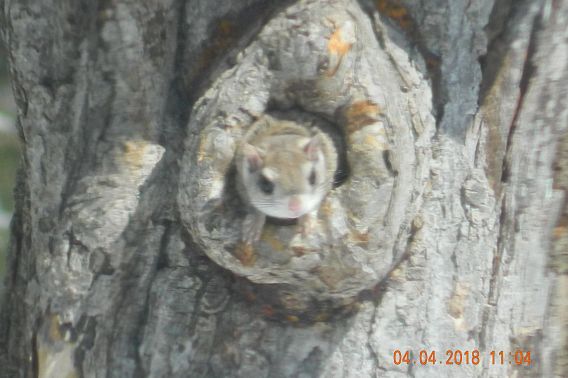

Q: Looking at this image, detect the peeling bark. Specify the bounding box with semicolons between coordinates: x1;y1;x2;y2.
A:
0;0;566;377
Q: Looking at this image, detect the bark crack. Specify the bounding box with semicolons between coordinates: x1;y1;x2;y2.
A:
366;303;380;372
478;1;544;354
501;10;540;183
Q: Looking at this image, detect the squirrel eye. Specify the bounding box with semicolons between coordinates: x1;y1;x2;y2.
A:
309;169;316;186
258;175;274;194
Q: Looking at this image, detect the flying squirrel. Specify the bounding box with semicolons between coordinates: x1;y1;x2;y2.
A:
235;115;338;243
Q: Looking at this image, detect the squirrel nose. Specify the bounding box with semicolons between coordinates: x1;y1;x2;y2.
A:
288;196;302;214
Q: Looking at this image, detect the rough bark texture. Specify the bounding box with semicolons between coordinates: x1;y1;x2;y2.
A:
178;0;434;322
0;0;567;377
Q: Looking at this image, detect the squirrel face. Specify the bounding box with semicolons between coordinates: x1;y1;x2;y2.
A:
239;133;328;219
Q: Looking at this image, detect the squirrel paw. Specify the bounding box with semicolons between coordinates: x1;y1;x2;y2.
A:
242;211;266;243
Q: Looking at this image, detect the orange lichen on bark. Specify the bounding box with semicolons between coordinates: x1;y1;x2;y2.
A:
349;229;369;247
328;27;352;56
123;140;148;170
286;315;300;324
197;139;207;163
325;25;354;76
376;0;413;30
319;198;333;217
554;226;567;239
344;100;381;134
553;215;568;239
234;242;257;266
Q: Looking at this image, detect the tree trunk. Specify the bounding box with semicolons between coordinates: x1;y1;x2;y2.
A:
1;0;567;377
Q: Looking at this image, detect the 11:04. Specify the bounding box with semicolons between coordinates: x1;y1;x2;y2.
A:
490;350;531;365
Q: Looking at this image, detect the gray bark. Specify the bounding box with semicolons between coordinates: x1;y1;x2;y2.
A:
0;0;567;377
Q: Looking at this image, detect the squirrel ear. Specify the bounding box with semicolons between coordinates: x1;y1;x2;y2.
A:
243;144;263;172
303;135;321;161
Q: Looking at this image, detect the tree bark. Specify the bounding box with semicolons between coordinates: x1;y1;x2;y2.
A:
1;0;567;377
